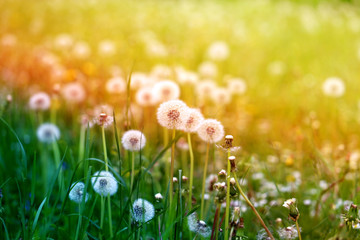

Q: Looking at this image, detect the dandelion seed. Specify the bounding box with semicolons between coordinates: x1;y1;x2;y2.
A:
153;80;180;103
29;92;51;111
69;182;89;203
91;171;118;197
106;77;126;94
132;198;155;223
322;77;345;97
61;82;86;103
37;123;60;143
197;119;224;143
121;130;146;151
156;100;190;130
181;108;204;133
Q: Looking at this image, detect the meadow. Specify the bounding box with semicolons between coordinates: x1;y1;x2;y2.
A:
1;0;360;239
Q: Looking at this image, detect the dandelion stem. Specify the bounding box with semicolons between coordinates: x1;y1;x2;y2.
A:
296;220;302;240
130;151;135;194
107;194;113;238
169;128;176;206
100;196;105;239
200;143;210;219
224;149;231;240
75;203;82;240
187;133;194;210
211;203;221;240
101;126;109;171
78;125;86;177
233;174;274;240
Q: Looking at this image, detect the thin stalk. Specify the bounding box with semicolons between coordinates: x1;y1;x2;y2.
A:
211;203;221;240
78;125;86;177
224;149;231;240
101;126;109;171
158;216;162;240
75;204;82;240
200;143;210;219
233;174;274;240
107;194;113;238
101;126;113;238
296;221;302;240
100;196;105;239
169;128;176;205
130;151;135;194
187;133;194;210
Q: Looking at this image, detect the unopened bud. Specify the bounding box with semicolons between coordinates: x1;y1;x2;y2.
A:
182;176;188;183
173;177;178;183
224;135;233;148
229;156;236;172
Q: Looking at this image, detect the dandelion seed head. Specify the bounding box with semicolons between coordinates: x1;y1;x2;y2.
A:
187;212;211;238
130;72;148;89
207;41;229;61
322;77;345;97
153;80;180;103
176;69;198;85
136;87;157;107
132;198;155;223
181;108;204;133
37;123;60;143
93;112;114;128
156;100;190;129
91;171;118;196
227;78;247;95
278;225;300;239
98;40;116;56
196;80;217;98
62;82;86;103
197;119;224;143
69;182;89;203
72;41;91;59
198;61;218;78
106;77;126;94
29;92;51;111
121;130;146;151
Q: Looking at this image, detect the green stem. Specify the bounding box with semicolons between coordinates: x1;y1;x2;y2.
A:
200;143;210;219
187;133;194;210
75;204;82;240
101;126;109;171
233;174;274;240
130;151;135;194
224;149;231;240
78;125;86;177
169;129;176;206
296;220;302;240
214;203;221;240
107;194;113;238
100;196;105;239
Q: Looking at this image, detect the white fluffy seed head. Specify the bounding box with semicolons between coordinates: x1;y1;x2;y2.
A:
211;87;232;105
121;130;146;151
156;100;190;129
181;108;204;133
132;198;155;223
322;77;345;97
91;171;118;197
37;123;60;143
187;212;211;238
153;80;180;103
98;40;116;57
198;61;218;78
29;92;51;111
130;72;148;90
106;77;126;94
61;82;86;103
197;119;225;143
196;80;217;99
72;41;91;59
69;182;89;203
207;41;230;61
136;87;158;107
227;78;247;95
